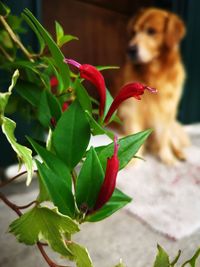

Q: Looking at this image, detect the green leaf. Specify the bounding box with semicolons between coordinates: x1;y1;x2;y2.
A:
74;79;92;114
170;250;181;267
44;57;64;92
97;129;152;170
0;69;19;115
27;137;72;188
15;80;42;107
58;35;78;47
86;188;132;222
55;21;78;47
21;12;45;53
38;90;61;127
52;100;90;169
85;111;114;140
182;248;200;267
96;66;119;71
55;21;64;42
0;1;10;16
0;30;13;48
153;245;170;267
9;206;79;257
3;61;43;81
22;9;70;90
68;242;94;267
36;161;75;217
76;147;104;209
113;260;126;267
103;88;114;118
103;88;119;123
2;117;33;185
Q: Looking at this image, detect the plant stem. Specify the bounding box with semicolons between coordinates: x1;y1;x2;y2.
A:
0;192;70;267
0;15;34;61
0;192;22;216
37;243;69;267
0;45;13;61
18;200;38;209
71;170;77;189
0;170;38;188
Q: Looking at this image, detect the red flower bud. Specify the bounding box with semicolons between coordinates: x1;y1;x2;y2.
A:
50;76;59;95
94;136;119;211
50;117;56;128
62;102;69;112
64;59;106;117
50;76;58;87
104;82;157;123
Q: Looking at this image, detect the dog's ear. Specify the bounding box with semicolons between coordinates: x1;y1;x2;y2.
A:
165;13;186;48
127;8;146;36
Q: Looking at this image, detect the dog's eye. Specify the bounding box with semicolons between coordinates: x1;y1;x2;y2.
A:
146;27;156;35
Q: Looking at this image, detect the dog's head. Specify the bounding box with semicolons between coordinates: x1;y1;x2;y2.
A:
127;8;185;64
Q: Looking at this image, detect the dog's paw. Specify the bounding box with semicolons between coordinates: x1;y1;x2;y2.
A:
173;148;187;161
158;148;178;165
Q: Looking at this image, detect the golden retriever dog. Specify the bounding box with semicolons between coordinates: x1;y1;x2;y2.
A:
113;8;190;164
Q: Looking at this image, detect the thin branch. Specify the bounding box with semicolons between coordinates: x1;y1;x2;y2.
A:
37;242;70;267
0;192;71;267
0;15;34;61
0;170;38;188
0;192;22;216
18;200;38;209
0;170;27;188
0;45;13;61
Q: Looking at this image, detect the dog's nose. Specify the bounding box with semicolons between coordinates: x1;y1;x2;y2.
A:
127;45;138;60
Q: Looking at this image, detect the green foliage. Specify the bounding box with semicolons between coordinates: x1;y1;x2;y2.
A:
2;117;33;185
52;100;90;169
36;160;75;217
1;5;198;267
154;245;170;267
97;129;152;170
0;70;33;185
55;21;78;47
153;245;200;267
85;110;114;140
68;242;94;267
113;260;126;267
76;147;104;210
0;69;19;114
22;9;70;90
9;206;79;257
0;1;10;16
74;78;92;114
181;248;200;267
86;189;132;222
38;90;61;127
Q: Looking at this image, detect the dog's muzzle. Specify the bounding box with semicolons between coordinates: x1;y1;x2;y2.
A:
127;45;139;61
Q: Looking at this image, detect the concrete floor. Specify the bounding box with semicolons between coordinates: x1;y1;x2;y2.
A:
0;178;200;267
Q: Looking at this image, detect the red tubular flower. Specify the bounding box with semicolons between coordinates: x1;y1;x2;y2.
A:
104;82;157;123
50;76;59;95
94;136;119;211
64;58;106;117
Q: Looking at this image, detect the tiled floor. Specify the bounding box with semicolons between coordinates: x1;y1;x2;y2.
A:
1;177;200;267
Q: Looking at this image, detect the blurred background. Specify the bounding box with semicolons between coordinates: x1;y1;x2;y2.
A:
1;1;200;267
0;0;200;171
1;0;199;169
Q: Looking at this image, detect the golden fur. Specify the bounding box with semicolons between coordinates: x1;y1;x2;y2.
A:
113;8;190;164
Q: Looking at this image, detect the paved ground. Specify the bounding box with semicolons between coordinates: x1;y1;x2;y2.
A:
0;177;200;267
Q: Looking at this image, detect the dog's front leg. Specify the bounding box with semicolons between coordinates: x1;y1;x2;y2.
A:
153;121;178;165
